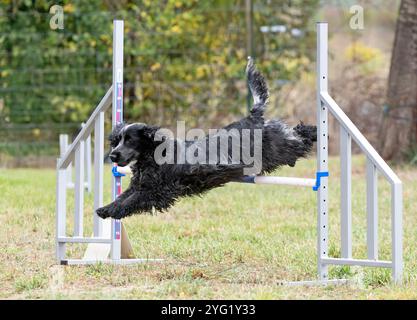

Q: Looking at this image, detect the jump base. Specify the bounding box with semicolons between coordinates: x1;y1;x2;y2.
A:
60;258;164;266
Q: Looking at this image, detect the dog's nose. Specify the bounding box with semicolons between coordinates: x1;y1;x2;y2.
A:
109;151;120;163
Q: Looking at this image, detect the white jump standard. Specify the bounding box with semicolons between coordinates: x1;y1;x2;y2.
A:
314;22;402;284
55;20;162;265
55;21;402;284
59;129;92;191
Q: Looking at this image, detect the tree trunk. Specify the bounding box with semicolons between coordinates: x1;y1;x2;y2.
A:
379;0;417;161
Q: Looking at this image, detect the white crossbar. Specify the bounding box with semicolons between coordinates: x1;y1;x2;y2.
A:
58;237;111;244
61;258;164;266
279;279;350;287
321;258;392;268
116;166;133;175
250;176;315;187
116;166;315;187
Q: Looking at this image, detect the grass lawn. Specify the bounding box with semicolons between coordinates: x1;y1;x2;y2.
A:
1;155;417;299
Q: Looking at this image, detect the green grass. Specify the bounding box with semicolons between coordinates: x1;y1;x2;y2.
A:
1;155;417;299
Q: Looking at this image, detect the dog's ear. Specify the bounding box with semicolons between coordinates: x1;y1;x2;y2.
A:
109;122;125;148
135;124;159;141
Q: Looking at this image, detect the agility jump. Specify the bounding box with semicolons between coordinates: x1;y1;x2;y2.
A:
55;20;402;284
59;127;92;191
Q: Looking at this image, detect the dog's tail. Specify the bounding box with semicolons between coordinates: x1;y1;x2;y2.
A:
246;57;269;117
293;122;317;143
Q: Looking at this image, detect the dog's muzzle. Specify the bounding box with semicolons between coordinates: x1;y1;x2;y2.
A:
109;151;120;163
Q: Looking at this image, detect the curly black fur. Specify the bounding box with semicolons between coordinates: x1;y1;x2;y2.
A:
96;59;317;219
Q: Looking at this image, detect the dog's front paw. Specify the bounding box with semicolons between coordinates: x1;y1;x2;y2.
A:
96;203;124;219
114;208;135;219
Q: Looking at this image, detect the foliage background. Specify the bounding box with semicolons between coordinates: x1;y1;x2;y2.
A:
0;0;317;161
0;0;402;166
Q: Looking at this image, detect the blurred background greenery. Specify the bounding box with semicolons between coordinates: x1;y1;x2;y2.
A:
0;0;404;166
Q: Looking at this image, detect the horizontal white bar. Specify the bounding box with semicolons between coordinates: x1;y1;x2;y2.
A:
321;257;392;268
117;166;133;175
320;92;401;185
58;237;111;244
116;167;316;188
66;182;92;189
253;176;315;187
61;258;164;265
278;279;350;287
58;86;113;169
118;167;315;187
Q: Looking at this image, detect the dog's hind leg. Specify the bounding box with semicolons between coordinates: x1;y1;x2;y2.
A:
294;122;317;144
284;124;317;167
260;121;317;172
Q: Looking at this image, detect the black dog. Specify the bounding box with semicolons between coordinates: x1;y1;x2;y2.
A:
96;58;316;219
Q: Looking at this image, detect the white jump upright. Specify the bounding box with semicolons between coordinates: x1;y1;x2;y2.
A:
316;22;330;282
227;22;403;285
315;22;402;284
110;18;124;261
55;20;161;265
59;129;91;191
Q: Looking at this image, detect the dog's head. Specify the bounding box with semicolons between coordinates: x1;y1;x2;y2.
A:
109;122;159;166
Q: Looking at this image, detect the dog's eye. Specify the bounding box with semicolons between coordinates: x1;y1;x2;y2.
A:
124;135;131;143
